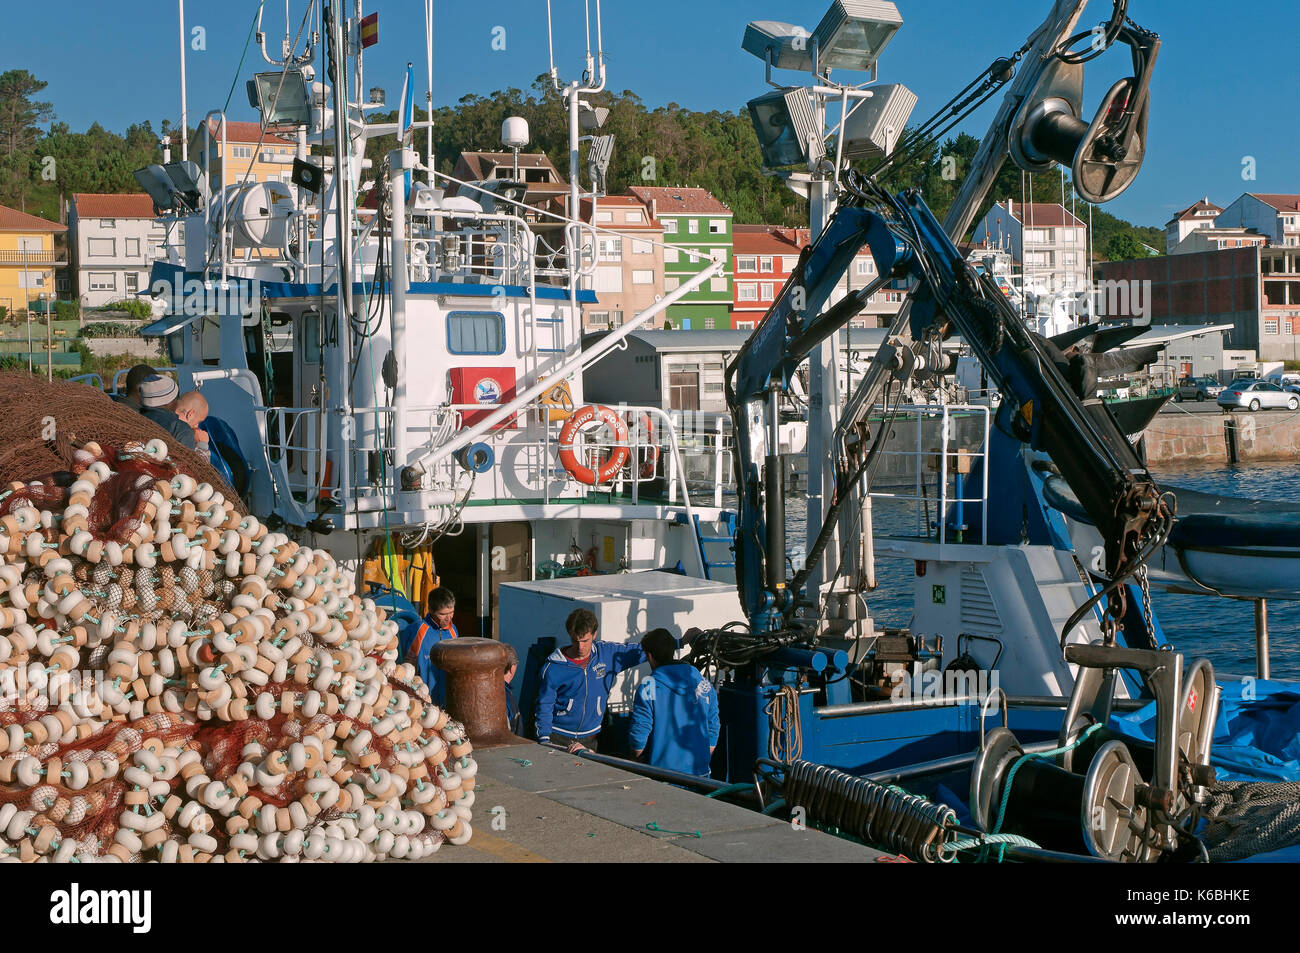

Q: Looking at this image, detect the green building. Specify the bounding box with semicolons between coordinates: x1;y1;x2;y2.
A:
626;187;733;330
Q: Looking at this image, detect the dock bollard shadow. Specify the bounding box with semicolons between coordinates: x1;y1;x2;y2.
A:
429;637;525;748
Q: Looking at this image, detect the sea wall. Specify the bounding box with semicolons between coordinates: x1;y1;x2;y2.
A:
1143;413;1300;465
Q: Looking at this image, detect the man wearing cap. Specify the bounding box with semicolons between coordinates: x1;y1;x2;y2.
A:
139;376;209;461
115;364;157;411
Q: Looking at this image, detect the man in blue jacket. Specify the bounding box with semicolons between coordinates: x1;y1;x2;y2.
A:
405;587;458;704
629;628;719;778
535;608;645;752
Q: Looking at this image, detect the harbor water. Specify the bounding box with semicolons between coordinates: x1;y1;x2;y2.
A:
780;462;1300;680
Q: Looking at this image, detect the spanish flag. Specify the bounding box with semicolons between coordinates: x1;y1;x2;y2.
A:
360;12;379;48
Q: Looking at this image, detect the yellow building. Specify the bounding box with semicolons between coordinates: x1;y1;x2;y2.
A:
0;204;67;316
190;120;298;188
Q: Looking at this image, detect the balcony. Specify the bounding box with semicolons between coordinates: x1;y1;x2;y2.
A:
0;249;67;267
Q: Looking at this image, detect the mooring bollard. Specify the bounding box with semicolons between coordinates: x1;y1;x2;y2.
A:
429;637;521;747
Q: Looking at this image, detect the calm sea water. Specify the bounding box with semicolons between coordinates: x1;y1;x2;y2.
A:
778;462;1300;679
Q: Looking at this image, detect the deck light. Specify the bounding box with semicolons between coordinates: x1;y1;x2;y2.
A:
747;87;825;169
741;21;815;72
811;1;902;74
841;82;917;160
246;68;313;126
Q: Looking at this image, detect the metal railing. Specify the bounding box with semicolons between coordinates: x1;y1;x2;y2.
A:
868;403;991;547
253;398;735;525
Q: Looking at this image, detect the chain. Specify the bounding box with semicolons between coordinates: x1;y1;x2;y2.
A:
1138;563;1154;644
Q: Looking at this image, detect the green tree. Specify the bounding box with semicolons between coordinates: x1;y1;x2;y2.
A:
1103;232;1151;262
0;70;53;157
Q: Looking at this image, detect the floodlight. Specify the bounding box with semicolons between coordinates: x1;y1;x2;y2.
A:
579;104;609;132
133;165;178;214
841;83;916;160
811;1;903;74
587;135;615;194
741;21;814;72
747;87;825;169
246;68;312;126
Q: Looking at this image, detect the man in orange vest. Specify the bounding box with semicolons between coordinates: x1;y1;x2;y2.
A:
406;587;458;704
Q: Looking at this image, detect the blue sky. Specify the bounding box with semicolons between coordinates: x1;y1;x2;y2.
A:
2;0;1296;226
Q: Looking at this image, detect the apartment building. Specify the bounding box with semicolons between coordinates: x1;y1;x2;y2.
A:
68;193;164;307
579;195;664;331
449;152;570;255
972;200;1089;296
1165;197;1223;254
1216;193;1300;248
626;187;732;330
190;120;297;188
732;225;904;330
0;204;66;315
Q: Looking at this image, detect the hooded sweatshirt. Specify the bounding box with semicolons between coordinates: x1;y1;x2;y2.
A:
535;640;645;742
628;663;719;777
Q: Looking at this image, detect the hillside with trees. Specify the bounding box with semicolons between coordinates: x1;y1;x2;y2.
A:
1;69;1162;261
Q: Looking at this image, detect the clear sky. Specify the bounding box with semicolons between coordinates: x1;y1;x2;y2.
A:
2;0;1296;226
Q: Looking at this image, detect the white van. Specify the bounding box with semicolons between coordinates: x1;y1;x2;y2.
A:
1266;372;1300;390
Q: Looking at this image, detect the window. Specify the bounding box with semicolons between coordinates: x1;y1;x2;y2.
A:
1287;320;1294;335
56;276;70;293
598;237;622;262
663;247;679;264
760;283;774;300
738;282;758;302
737;256;757;272
588;310;610;327
610;311;624;327
447;311;506;354
711;248;727;264
594;211;613;223
1024;228;1046;243
709;276;728;293
709;220;726;234
704;317;715;329
1265;319;1280;335
88;238;115;257
687;220;699;235
89;273;116;291
125;273;139;293
101;219;116;228
856;259;874;276
631;239;652;255
625;210;644;224
593;266;623;294
759;256;773;272
231;145;253;159
632;269;654;285
663;219;678;234
665;276;681;291
783;256;799;270
126;238;141;258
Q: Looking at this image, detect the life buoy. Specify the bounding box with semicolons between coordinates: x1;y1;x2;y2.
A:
558;405;630;485
633;412;658;480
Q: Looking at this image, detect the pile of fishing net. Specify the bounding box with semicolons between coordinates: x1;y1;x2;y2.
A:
0;376;476;862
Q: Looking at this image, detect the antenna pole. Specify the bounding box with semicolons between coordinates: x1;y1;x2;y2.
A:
178;0;188;161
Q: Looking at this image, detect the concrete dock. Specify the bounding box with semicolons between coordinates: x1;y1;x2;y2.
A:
429;743;888;863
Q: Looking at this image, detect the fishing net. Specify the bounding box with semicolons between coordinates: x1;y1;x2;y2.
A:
1201;779;1300;862
0;376;476;863
0;372;240;507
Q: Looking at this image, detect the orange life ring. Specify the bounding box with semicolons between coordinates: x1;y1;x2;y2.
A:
634;412;658;480
558;404;630;485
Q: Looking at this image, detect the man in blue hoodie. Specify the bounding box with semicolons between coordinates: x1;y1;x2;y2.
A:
535;608;645;752
629;628;719;778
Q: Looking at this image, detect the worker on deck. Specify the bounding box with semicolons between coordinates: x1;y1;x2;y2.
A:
115;364;157;411
629;628;719;778
405;587;458;705
503;643;521;736
535;608;645;753
139;376;210;462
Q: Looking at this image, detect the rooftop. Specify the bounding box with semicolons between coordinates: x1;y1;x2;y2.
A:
733;225;808;255
1168;196;1223;224
199;119;295;146
580;196;661;231
0;204;65;233
72;193;157;219
626;186;731;217
1250;193;1300;215
999;200;1084;228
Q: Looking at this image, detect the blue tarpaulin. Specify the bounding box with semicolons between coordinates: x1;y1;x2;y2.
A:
1110;679;1300;782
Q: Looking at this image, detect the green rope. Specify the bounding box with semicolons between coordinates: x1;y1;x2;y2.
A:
987;722;1105;861
704;782;756;799
943;832;1040;862
222;3;265;116
646;822;702;838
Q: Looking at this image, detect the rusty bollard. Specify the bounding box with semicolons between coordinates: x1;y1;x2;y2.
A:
428;638;520;748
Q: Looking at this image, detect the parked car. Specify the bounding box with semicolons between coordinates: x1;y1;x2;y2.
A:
1217;380;1300;412
1175;376;1224;401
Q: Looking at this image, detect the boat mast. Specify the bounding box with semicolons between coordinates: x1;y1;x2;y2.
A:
178;0;188;160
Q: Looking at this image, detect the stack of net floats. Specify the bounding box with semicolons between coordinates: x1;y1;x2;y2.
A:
0;434;476;863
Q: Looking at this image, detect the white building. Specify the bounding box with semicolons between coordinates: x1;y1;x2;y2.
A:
68;194;165;308
1164;197;1223;254
1216;193;1300;247
971;200;1088;296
